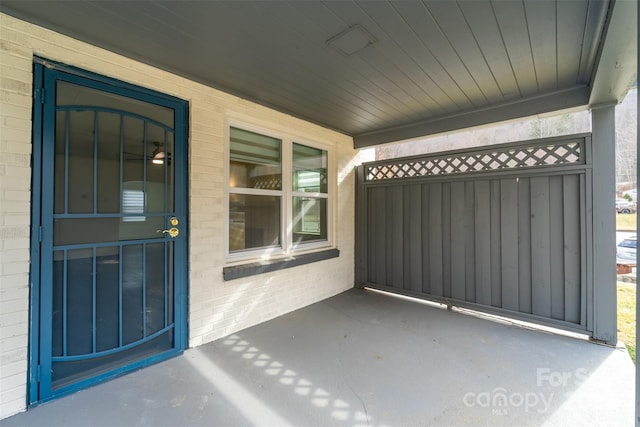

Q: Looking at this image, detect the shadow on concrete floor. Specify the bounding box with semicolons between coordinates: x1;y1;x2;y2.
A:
4;288;635;427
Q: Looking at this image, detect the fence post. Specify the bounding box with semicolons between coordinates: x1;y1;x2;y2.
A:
590;103;617;345
354;165;366;287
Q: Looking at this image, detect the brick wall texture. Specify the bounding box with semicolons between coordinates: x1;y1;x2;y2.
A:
0;13;373;419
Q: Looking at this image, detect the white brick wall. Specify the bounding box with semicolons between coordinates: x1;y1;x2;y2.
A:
0;13;373;419
0;18;33;418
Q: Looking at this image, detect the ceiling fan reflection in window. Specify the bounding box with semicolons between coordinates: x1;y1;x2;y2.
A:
123;141;171;165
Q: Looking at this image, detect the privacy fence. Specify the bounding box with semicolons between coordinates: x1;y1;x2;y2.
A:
356;134;594;334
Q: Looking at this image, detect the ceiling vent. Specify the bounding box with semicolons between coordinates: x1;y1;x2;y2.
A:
327;25;377;56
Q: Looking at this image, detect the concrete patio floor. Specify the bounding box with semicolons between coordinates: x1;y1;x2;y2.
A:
4;288;635;427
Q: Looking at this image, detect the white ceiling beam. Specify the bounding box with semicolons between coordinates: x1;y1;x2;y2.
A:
588;0;637;105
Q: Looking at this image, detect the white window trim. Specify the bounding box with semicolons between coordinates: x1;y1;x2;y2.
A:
225;119;335;263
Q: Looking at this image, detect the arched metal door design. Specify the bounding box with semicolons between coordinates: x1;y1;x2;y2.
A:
30;60;188;403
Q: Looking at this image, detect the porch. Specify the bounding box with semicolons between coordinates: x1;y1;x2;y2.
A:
3;288;633;427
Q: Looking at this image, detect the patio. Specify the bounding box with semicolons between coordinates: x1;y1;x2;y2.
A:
3;288;634;427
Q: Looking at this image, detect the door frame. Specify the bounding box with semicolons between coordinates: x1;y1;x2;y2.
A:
29;57;189;405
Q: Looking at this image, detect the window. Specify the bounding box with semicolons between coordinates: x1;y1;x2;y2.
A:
292;143;328;243
122;182;145;222
229;127;282;252
228;126;331;258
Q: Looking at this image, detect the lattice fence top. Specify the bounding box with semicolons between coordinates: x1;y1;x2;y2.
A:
250;174;282;190
364;139;584;181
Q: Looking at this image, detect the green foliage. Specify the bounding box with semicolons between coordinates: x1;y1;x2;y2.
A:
617;283;636;364
623;193;633;202
528;113;573;139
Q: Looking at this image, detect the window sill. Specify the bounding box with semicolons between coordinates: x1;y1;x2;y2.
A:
222;248;340;281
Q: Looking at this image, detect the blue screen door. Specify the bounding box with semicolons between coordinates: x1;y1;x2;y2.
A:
30;61;188;403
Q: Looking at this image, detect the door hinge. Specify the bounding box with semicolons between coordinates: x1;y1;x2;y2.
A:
35;88;45;104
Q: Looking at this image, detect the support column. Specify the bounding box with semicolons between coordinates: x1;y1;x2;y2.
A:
590;103;617;344
354;165;366;287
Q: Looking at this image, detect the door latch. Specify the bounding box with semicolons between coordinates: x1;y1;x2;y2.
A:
157;227;179;238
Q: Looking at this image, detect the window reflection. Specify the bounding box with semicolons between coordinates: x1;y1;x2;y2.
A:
293;197;326;242
227;128;331;255
292;143;328;243
229;194;281;252
122;185;145;222
230;127;282;190
293;144;327;193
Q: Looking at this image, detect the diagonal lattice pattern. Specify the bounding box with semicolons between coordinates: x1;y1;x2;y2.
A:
249;174;282;190
365;141;582;181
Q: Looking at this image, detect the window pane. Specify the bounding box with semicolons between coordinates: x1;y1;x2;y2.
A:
53;217;165;246
66;248;94;356
122;244;144;346
97;112;121;213
122;183;145;221
229;194;281;252
230;127;281;190
57;81;174;127
146;123;171;213
293;196;327;243
293;143;327;193
67;111;95;213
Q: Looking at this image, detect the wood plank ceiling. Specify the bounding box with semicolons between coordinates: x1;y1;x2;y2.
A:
1;0;636;147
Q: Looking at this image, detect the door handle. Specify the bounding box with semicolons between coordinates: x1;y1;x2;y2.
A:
157;227;179;238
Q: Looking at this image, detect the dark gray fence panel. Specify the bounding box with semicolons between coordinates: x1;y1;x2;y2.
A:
450;182;466;300
490;181;502;308
416;184;427;294
517;177;533;314
475;180;492;306
405;184;422;293
389;186;403;288
530;176;552;318
442;183;452;299
429;183;444;297
500;178;519;311
464;181;476;303
563;175;581;324
357;135;592;333
369;186;386;284
550;176;565;320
